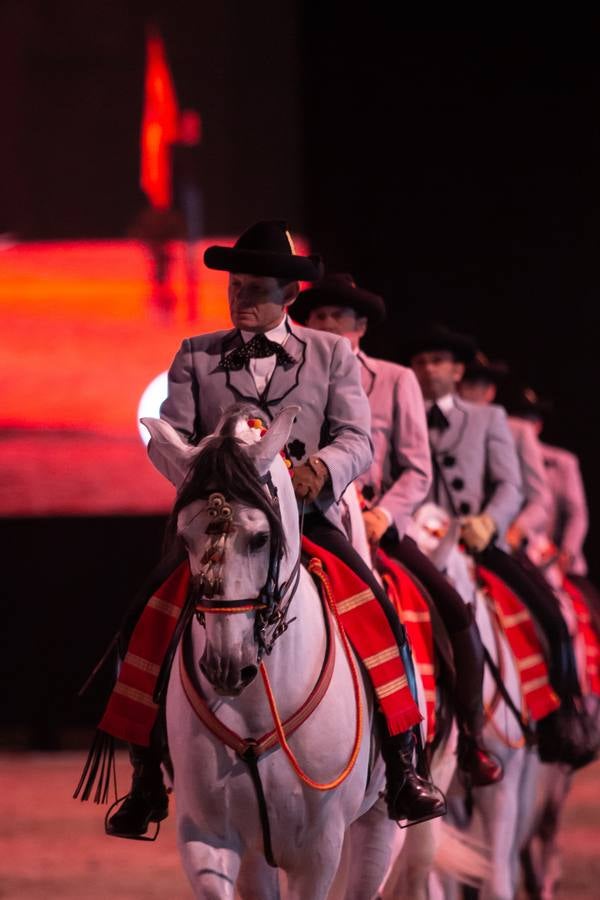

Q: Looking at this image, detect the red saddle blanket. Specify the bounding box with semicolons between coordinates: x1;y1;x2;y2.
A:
375;549;436;743
563;578;600;697
99;538;421;747
476;566;560;722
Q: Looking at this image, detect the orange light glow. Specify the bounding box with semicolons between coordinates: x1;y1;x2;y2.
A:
0;235;309;516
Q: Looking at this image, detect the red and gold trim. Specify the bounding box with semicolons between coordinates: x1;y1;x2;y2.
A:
376;549;437;742
477;565;560;722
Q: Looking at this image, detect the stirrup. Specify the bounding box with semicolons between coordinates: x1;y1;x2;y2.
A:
379;785;447;829
104;794;162;842
395;804;447;829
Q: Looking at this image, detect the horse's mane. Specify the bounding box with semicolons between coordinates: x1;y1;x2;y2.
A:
164;406;287;553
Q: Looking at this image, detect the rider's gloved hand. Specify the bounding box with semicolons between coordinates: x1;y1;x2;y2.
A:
460;513;496;553
292;456;330;502
362;507;390;545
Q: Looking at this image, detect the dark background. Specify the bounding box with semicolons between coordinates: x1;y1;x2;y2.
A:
2;3;599;743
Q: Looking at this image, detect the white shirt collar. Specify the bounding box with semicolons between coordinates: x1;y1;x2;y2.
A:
425;393;455;414
241;314;289;345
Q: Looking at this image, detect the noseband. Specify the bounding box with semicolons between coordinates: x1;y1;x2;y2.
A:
194;479;302;661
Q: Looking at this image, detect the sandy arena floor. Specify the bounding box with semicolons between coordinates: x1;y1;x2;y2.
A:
0;751;599;898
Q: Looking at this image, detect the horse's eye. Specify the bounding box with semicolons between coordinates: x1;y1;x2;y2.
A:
249;532;269;552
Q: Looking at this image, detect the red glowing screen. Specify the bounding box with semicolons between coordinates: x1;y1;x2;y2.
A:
0;236;308;516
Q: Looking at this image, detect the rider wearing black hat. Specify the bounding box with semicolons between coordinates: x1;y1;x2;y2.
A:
408;327;596;769
298;279;504;787
103;223;445;838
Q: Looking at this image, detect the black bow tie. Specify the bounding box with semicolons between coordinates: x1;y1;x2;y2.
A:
221;333;295;372
427;403;450;431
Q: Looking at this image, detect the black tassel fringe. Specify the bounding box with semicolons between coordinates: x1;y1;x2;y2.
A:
73;730;117;805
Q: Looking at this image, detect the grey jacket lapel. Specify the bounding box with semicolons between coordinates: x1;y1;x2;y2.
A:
358;352;377;396
430;399;467;454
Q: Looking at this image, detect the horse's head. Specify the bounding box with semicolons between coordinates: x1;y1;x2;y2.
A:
142;405;300;697
411;503;477;598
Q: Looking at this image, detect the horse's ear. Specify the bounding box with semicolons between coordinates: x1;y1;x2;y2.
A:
246;406;300;476
141;417;198;488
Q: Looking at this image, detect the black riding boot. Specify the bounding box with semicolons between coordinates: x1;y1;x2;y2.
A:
451;609;503;786
378;636;447;824
106;743;169;838
381;727;446;824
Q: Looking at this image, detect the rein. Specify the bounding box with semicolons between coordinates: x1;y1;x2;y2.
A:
260;556;363;791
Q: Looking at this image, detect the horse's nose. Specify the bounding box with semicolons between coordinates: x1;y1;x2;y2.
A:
199;657;213;682
199;650;255;696
241;664;258;686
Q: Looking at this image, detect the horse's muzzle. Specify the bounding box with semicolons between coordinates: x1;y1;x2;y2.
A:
199;654;259;696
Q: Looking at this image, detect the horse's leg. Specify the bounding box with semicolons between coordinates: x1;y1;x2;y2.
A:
476;749;526;900
510;751;542;893
380;817;440;900
520;842;542;900
527;765;572;900
177;830;242;900
236;852;280;900
283;828;346;900
519;761;570;900
340;802;399;900
326;828;352;900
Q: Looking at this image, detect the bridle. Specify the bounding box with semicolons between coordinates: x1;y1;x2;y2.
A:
193;476;304;662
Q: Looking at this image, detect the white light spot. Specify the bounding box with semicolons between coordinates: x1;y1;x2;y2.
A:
137;371;168;445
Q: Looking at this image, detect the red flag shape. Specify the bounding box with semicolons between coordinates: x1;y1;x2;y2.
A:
140;26;179;209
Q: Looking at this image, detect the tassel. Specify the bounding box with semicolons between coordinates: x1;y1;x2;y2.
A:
73;730;117;804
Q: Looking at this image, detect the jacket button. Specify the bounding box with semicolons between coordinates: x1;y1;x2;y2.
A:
451;477;465;490
443;455;456;467
361;484;375;502
459;501;471;515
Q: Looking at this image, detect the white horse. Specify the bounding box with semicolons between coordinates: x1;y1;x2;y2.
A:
341;487;489;900
519;538;600;900
408;503;542;900
143;405;406;900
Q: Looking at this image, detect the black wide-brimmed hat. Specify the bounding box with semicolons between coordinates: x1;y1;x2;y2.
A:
462;352;509;386
204;220;322;281
496;380;553;420
292;273;386;326
400;323;478;365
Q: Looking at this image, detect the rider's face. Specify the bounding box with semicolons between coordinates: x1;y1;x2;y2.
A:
306;305;367;350
411;351;465;401
228;273;298;333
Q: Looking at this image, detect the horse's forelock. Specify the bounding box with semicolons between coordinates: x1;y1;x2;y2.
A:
215;404;263;440
164;413;286;554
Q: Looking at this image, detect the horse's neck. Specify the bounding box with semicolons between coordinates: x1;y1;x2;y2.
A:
191;565;327;735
